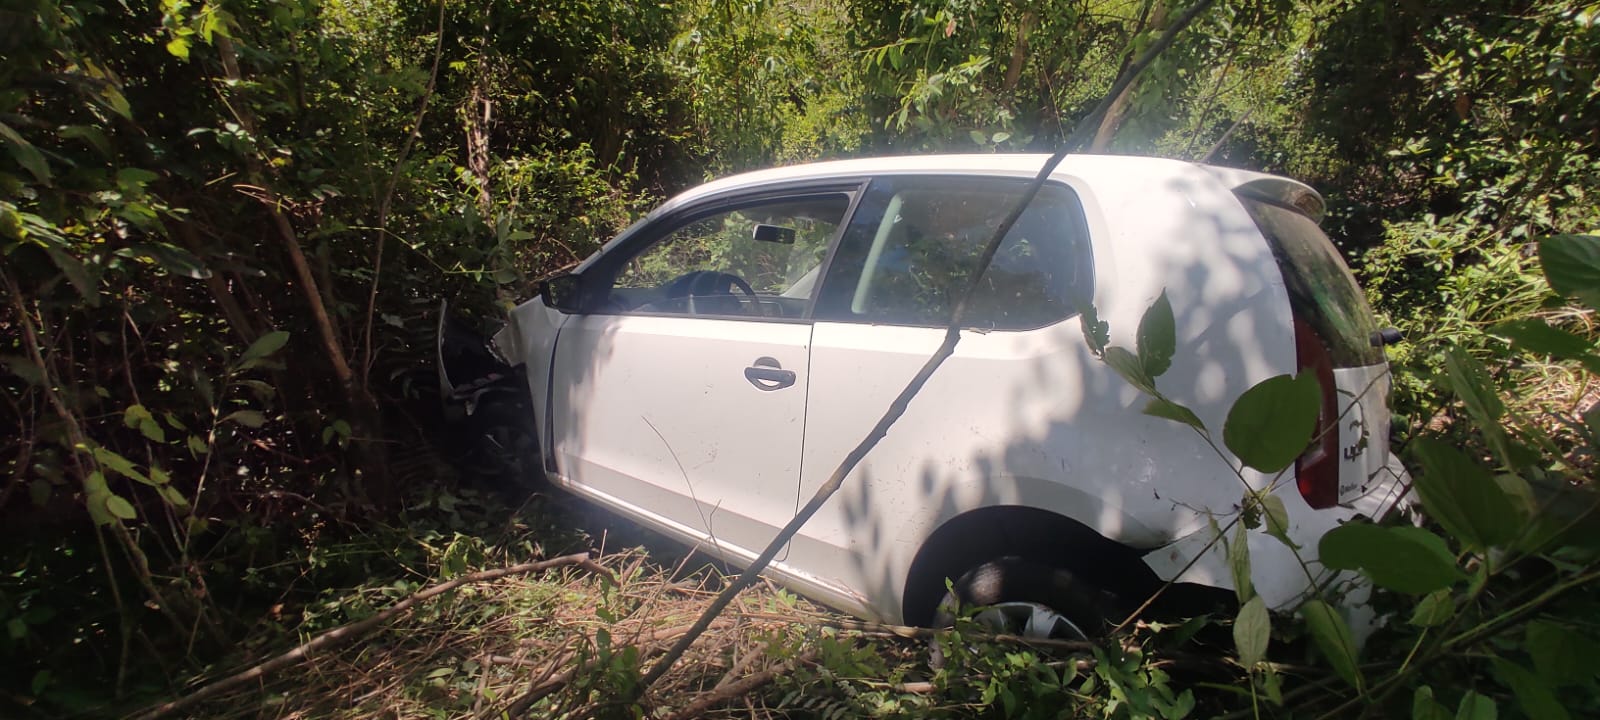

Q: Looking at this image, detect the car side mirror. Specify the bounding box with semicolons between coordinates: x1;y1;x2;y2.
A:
539;273;585;312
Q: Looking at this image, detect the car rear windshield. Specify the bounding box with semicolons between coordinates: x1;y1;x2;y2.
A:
1241;196;1384;367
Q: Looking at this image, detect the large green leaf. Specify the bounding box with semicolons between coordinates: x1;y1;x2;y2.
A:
0;120;51;185
1454;691;1496;720
1526;620;1600;687
1233;596;1269;668
1223;373;1322;473
1441;350;1513;466
1539;234;1600;310
1136;290;1176;379
1301;600;1361;690
1492;660;1568;720
1319;523;1464;594
1489;318;1596;359
1411;439;1522;552
240;331;290;364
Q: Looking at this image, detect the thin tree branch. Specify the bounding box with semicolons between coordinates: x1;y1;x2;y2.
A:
1064;0;1219;151
360;0;447;385
662;650;818;720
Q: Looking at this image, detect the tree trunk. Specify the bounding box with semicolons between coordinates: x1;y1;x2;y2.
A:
1003;9;1036;94
1089;1;1168;152
214;36;390;504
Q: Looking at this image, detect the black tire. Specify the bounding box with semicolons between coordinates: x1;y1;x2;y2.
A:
932;556;1115;639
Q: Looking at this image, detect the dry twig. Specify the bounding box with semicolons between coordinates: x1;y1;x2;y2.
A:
129;552;606;720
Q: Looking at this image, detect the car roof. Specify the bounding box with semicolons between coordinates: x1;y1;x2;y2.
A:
655;154;1325;223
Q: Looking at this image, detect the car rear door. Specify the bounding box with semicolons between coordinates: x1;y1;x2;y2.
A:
548;188;856;562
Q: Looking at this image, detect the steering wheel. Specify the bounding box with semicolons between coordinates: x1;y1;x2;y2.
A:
665;270;756;299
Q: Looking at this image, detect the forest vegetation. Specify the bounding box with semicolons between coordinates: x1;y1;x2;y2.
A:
2;0;1598;717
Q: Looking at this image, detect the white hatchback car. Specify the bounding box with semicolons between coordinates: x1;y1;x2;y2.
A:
447;154;1411;636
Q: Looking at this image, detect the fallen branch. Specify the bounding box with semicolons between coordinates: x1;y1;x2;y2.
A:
495;617;740;718
130;552;607;720
662;649;818;720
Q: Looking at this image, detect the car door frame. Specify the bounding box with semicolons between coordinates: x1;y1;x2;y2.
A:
542;177;870;562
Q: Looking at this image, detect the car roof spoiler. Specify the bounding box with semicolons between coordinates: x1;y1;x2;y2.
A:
1202;166;1326;224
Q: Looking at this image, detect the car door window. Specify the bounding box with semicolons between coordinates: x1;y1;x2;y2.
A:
604;194;851;319
814;178;1091;330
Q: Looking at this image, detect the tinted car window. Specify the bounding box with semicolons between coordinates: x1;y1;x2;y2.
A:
603;194;850;318
1242;197;1384;367
814;177;1091;329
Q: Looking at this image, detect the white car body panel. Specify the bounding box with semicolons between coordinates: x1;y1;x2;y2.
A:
548;314;811;557
497;153;1411;624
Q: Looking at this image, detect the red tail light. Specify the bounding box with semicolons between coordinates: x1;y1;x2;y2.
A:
1294;318;1339;509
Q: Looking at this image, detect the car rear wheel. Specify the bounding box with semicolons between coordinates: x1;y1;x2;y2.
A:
933;556;1112;640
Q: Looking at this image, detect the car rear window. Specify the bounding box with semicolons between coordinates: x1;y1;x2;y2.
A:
814;177;1092;330
1241;196;1384;367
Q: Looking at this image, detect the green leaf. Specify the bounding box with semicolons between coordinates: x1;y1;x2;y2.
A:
1526;621;1600;687
1442;349;1513;464
1077;301;1109;355
39;243;98;306
1489;318;1595;359
1301;600;1361;690
104;494;137;521
29;478;51;506
1233;596;1269;668
1143;397;1205;431
1260;494;1297;549
240;331;290;363
224;410;266;428
0;120;51;184
1411;439;1521;552
1408;589;1455;627
91;446;149;484
30;669;50;696
1103;346;1154;394
1223;373;1322;473
123;242;211;279
166;37;191;60
1319;523;1464;594
158;485;188;509
1539;234;1600;309
1136;290;1176;379
187;435;209;454
123;404;153;428
138;417;166;443
1227;521;1253;603
1454;691;1496;720
1492;660;1568;720
59;125;111;156
1413;686;1451;720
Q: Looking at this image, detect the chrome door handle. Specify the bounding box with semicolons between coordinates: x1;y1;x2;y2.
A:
744;356;795;391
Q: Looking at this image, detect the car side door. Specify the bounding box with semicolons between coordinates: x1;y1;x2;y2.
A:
547;186;858;562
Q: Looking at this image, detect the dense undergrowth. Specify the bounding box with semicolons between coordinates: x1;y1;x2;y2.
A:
3;0;1599;717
